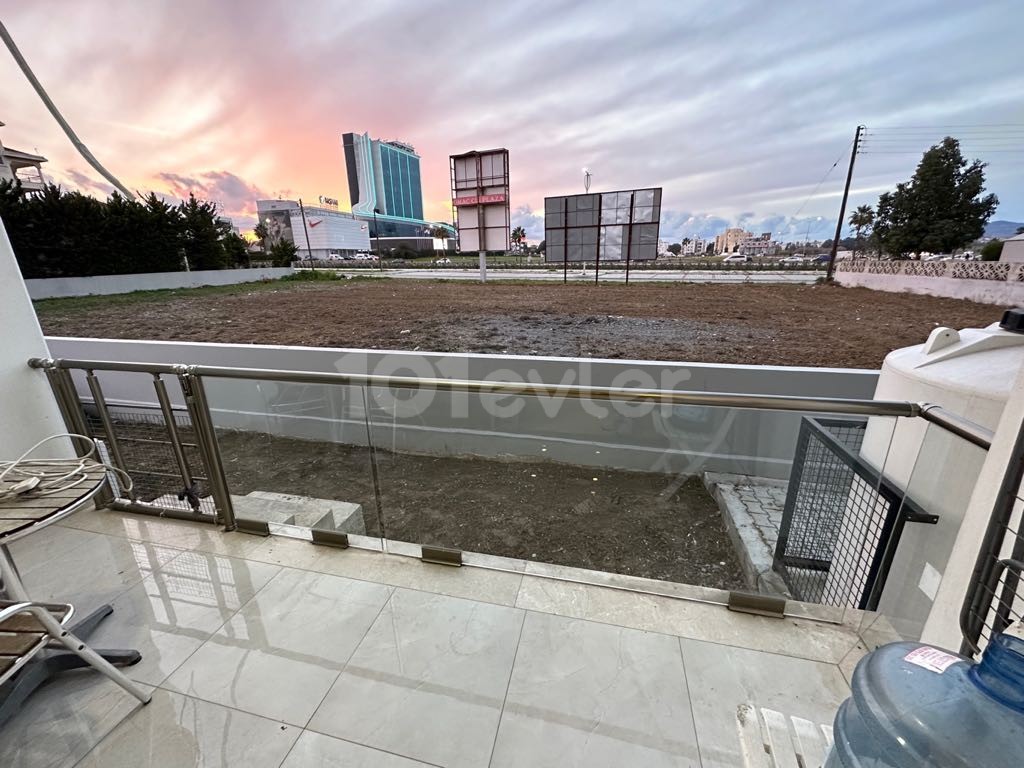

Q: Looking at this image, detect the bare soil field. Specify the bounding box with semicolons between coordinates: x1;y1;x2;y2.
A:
217;431;746;589
37;278;999;367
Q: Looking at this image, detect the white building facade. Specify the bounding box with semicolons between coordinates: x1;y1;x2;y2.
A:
256;200;371;259
682;237;706;255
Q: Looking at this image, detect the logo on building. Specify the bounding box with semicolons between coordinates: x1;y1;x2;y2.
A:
318;195;339;208
452;193;507;207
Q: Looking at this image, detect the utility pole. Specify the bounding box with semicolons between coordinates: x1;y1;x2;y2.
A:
297;198;312;263
826;125;864;281
373;207;383;271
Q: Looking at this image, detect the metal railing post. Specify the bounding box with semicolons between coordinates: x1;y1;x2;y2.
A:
361;385;387;543
44;367;114;508
178;372;236;531
152;374;199;510
85;370;136;501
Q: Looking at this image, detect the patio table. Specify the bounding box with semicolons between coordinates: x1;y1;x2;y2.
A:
0;459;143;724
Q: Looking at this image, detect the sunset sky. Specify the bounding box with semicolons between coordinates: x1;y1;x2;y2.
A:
3;1;1022;242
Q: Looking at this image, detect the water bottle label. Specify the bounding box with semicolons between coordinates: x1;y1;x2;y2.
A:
904;646;961;674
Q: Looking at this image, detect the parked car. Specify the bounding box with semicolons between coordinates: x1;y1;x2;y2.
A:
779;256;805;265
722;254;751;264
814;254;831;264
433;257;452;265
352;252;377;261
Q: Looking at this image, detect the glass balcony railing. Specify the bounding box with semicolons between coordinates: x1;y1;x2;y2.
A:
31;355;992;638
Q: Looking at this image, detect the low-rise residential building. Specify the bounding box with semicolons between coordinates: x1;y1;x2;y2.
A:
1000;233;1024;263
682;237;706;255
0;122;47;193
738;232;777;256
714;227;750;254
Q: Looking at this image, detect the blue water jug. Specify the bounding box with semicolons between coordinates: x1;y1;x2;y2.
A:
826;631;1024;767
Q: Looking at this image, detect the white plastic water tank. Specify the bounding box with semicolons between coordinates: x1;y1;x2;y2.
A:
832;322;1024;640
873;322;1024;431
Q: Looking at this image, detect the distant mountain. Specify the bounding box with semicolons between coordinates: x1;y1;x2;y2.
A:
985;220;1024;239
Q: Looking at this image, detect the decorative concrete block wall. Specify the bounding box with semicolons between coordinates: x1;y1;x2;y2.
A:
836;259;1024;305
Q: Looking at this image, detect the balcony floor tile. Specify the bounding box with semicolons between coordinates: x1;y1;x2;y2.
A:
246;535;524;607
0;511;865;768
490;611;701;768
0;673;152;768
680;638;849;768
281;730;435;767
515;574;860;664
74;689;299;768
85;551;281;686
163;568;392;725
309;588;524;768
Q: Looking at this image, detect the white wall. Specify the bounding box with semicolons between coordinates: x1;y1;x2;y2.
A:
26;266;295;300
45;337;879;480
0;220;70;458
836;262;1024;305
1001;237;1024;264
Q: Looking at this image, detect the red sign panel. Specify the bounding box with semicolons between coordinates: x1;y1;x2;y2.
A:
453;193;507;207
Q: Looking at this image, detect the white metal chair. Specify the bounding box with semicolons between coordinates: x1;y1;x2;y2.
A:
0;598;150;724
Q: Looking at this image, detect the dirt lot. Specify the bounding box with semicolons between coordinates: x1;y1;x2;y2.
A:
37;279;1000;368
216;431;746;589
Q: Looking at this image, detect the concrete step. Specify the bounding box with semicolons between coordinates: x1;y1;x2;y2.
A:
230;495;298;526
244;491;365;535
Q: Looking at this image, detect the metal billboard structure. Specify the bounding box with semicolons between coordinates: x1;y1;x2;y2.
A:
544;188;662;283
450;149;510;254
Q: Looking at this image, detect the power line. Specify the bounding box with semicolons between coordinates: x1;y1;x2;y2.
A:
790;137;856;221
867;124;1024;129
860;150;1024;154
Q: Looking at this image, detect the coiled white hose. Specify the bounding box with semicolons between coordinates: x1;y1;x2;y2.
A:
0;434;133;501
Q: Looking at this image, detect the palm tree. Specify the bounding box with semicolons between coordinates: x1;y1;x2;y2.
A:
510;225;527;253
253;221;269;253
849;205;875;259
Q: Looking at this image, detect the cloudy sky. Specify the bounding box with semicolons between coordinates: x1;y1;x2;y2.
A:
3;1;1022;242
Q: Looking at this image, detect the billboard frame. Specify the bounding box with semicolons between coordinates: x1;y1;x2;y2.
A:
450;148;510;255
544;187;662;284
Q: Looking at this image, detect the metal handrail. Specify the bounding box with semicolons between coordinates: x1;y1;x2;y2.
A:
31;356;920;417
920;404;994;450
27;356;992;447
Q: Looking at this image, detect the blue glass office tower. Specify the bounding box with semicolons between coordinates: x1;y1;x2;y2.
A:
342;132;424;221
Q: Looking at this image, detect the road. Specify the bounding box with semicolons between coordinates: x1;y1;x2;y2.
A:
326;268;822;284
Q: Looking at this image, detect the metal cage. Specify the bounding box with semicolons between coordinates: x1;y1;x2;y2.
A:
773;417;937;610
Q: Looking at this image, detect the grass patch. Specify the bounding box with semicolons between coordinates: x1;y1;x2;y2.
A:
279;269;345;282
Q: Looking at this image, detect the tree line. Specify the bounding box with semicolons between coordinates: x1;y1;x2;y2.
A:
846;137;999;259
0;180;250;278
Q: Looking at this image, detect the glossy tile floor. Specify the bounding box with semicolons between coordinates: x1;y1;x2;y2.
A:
0;508;865;767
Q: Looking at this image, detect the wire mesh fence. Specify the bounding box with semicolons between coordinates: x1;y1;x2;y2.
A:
83;402;217;517
773;417;935;609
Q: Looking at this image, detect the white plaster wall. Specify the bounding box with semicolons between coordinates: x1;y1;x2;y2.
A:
25;267;295;299
1000;238;1024;264
0;219;70;458
836;269;1024;305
